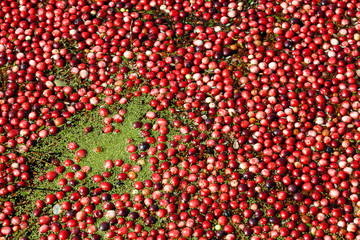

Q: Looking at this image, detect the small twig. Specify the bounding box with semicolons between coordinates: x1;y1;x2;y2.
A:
23;186;57;192
14;219;37;239
130;20;134;45
27;155;57;166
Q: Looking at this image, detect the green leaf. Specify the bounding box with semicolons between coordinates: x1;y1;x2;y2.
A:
54;80;67;87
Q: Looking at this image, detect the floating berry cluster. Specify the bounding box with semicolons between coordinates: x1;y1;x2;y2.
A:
1;0;360;239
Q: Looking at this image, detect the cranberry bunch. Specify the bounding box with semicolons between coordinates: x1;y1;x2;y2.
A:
1;0;360;239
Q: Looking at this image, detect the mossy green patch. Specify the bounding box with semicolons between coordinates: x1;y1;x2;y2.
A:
15;94;160;239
